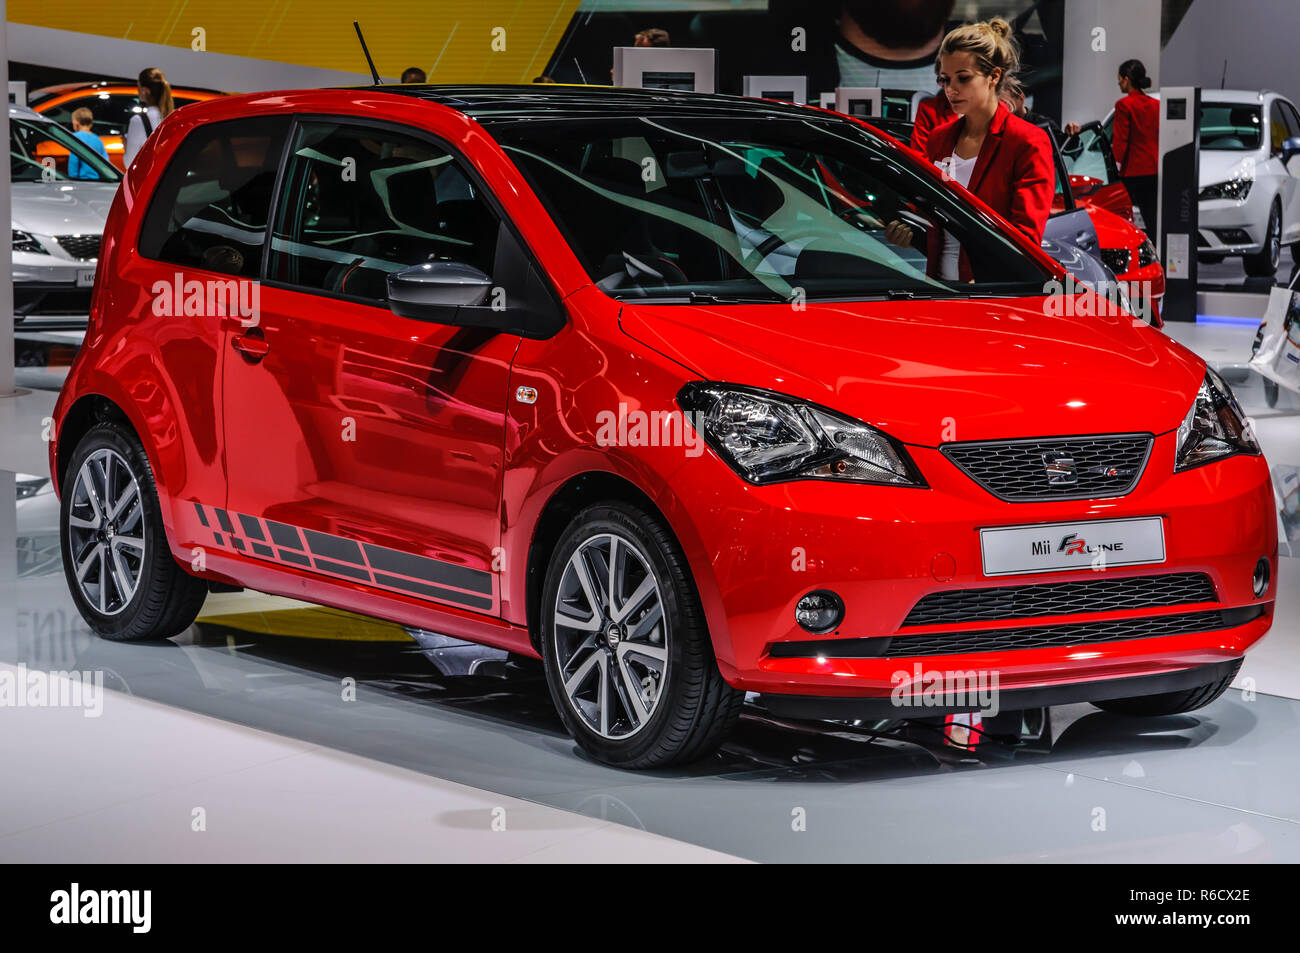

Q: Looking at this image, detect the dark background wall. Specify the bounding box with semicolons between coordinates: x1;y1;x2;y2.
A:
1162;0;1300;102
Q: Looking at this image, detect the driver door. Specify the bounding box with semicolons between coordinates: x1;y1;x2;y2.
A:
221;117;518;616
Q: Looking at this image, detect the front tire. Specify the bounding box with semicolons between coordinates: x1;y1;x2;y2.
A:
60;421;207;641
539;501;742;768
1092;672;1236;716
1243;202;1282;277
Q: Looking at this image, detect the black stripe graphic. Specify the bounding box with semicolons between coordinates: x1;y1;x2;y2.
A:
201;505;495;612
267;520;303;550
194;503;210;528
313;557;370;581
303;530;363;565
373;572;494;611
238;514;266;541
363;543;492;595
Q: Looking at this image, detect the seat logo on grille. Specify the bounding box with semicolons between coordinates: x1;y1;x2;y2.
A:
1042;451;1078;485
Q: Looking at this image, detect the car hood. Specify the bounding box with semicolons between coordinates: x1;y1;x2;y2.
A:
11;181;115;236
1199;150;1257;188
619;296;1204;446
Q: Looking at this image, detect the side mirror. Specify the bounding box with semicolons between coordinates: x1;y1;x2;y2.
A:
387;261;492;320
1282;136;1300;164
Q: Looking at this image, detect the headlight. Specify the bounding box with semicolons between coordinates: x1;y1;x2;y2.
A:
1137;237;1158;268
677;383;925;486
13;229;48;255
15;477;49;500
1199;178;1252;201
1174;368;1260;471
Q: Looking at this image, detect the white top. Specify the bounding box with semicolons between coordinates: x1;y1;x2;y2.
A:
938;153;977;281
123;106;163;167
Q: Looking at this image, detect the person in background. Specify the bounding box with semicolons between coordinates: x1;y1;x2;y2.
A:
532;75;557;84
911;89;953;156
835;0;956;91
634;28;670;47
886;18;1054;281
401;67;427;84
123;67;174;167
67;107;109;179
1110;58;1159;237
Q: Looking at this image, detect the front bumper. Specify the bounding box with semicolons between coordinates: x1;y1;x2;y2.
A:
1198;194;1268;254
14;248;96;319
673;431;1276;700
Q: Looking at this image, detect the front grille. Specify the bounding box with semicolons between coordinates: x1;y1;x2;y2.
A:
1100;247;1131;274
55;234;101;260
767;605;1264;659
902;572;1217;627
941;433;1152;501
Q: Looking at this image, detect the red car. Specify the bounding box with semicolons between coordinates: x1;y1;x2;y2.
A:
50;86;1275;768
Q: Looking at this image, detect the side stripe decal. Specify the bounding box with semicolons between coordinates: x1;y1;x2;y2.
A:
190;503;495;612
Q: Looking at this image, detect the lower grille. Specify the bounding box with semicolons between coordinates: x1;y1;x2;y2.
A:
942;433;1152;501
768;605;1265;659
902;572;1217;627
55;234;102;260
14;286;92;316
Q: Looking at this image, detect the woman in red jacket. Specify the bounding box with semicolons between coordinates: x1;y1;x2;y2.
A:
1112;58;1160;238
886;19;1054;282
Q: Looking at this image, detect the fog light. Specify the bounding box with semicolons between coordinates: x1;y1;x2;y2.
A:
1252;559;1270;598
795;590;844;634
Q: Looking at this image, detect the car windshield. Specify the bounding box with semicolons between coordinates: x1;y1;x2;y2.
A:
486;114;1053;302
11;116;121;182
1200;103;1262;150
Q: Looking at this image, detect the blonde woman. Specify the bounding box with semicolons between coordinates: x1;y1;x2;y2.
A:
887;19;1054;281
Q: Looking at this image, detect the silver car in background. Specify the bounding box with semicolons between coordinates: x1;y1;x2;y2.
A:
11;104;121;329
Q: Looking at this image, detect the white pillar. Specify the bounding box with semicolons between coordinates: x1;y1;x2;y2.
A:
1060;0;1162;128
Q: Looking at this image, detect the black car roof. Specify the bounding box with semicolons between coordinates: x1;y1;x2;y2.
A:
373;84;828;124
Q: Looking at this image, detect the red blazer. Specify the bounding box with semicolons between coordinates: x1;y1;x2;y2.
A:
911;93;953;157
924;102;1054;281
1113;89;1159;177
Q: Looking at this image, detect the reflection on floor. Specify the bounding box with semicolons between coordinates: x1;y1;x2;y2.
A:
2;314;1299;862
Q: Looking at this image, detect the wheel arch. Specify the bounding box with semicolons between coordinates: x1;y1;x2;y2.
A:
524;471;664;652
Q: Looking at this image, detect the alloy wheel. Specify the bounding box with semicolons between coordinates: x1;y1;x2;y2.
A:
66;448;146;616
552;533;668;739
1268;208;1281;269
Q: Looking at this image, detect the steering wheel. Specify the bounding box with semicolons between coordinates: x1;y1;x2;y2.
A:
745;206;889;266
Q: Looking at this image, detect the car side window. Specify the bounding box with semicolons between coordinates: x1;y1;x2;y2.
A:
1281;101;1300;142
1269;102;1289;155
266;120;500;304
137;116;289;278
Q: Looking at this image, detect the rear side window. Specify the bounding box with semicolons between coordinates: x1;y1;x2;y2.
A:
266;119;500;303
137;116;289;278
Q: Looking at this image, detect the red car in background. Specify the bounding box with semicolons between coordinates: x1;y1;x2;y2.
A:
50;86;1274;768
28;81;225;171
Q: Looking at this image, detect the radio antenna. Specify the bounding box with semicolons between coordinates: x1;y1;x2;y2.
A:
354;21;382;85
1220;58;1228;89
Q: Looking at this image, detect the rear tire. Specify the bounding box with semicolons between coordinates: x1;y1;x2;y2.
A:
1092;672;1236;716
539;501;742;768
60;420;207;642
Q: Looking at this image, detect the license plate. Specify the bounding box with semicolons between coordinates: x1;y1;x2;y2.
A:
980;517;1165;576
76;269;95;288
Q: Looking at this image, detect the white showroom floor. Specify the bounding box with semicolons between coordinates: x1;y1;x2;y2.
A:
2;315;1298;864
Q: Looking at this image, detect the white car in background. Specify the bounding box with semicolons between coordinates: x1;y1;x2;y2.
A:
10;104;120;329
1100;90;1300;277
1195;90;1300;276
